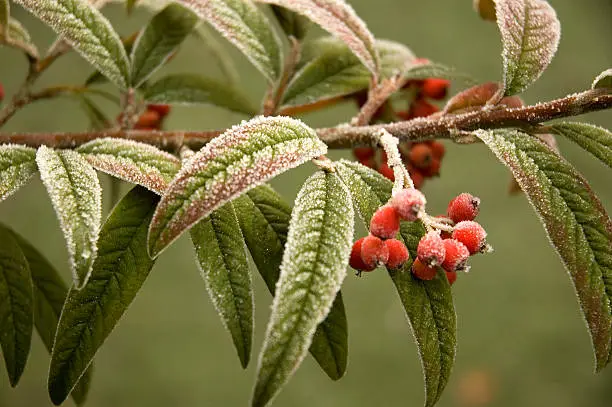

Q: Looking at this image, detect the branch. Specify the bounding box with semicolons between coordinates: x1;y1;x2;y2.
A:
0;88;610;149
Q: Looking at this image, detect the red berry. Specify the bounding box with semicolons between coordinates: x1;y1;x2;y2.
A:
408;143;434;169
409;169;425;189
353;147;375;161
420;158;441;177
0;83;4;103
378;163;395;181
147;104;171;117
411;258;437;281
422;78;450;100
384;239;410;269
428;141;446;159
390;188;426;221
349;238;376;272
370;205;400;239
134;110;161;129
417;231;446;267
446;271;457;286
452;221;487;254
447;193;481;223
361;235;389;269
358;157;376;169
410;98;439;118
441;239;470;272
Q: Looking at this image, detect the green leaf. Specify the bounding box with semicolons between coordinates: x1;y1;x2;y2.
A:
335;160;456;407
475;129;612;370
77;138;181;194
549;122;612;170
178;0;282;83
0;0;9;36
0;224;33;387
142;73;256;115
190;202;253;368
592;69;612;89
147;116;327;257
130;3;198;87
8;229;91;405
15;0;131;89
493;0;561;95
36;146;101;289
0;144;37;203
252;171;354;407
402;61;463;82
270;5;311;40
281;37;414;109
0;18;39;59
257;0;380;79
233;185;348;380
48;186;159;405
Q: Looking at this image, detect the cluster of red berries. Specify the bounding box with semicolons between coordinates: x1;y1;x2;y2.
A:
350;189;489;287
133;104;171;130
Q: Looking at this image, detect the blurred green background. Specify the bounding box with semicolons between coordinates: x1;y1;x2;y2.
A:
1;0;612;406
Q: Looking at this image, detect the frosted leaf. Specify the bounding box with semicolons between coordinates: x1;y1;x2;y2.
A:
147;115;327;257
0;224;33;387
0;18;40;59
335;160;456;407
550;122;612;170
48;187;158;405
77;138;181;195
592;69;612;90
0;0;9;35
36;146;102;289
257;0;380;80
190;201;254;368
233;185;348;379
252;171;354;407
14;0;131;89
8;229;92;404
143;73;257;115
0;145;37;203
130;3;198;87
281;37;414;109
493;0;561;95
178;0;283;83
475;129;612;370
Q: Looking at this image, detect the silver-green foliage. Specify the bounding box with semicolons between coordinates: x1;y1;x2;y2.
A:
0;145;37;203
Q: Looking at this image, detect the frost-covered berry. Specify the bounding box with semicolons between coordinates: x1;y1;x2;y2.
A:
349;238;376;272
353;147;375;161
446;271;457;286
408;143;434;169
411;258;437;281
447;193;481;223
370;205;400;239
417;231;446;267
390;188;426;221
384;239;410;269
452;221;487;254
361;235;389;269
422;78;450;100
441;239;470;272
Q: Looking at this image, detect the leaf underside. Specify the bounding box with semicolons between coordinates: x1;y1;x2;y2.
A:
0;144;37;203
48;186;159;405
476;129;612;370
233;185;348;379
252;171;354;407
335;160;456;407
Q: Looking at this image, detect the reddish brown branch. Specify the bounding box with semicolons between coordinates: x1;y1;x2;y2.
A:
0;88;610;150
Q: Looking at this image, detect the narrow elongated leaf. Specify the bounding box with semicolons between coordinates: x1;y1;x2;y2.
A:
0;145;37;203
48;187;159;405
143;73;256;115
252;171;354;407
130;4;198;87
282;38;414;108
36;146;102;289
549;122;612;170
270;5;311;40
257;0;380;79
0;225;33;387
592;69;612;89
493;0;561;95
8;230;91;405
15;0;131;89
234;185;348;379
147;116;327;257
178;0;282;83
77;138;181;194
335;160;456;407
475;129;612;370
190;202;253;368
